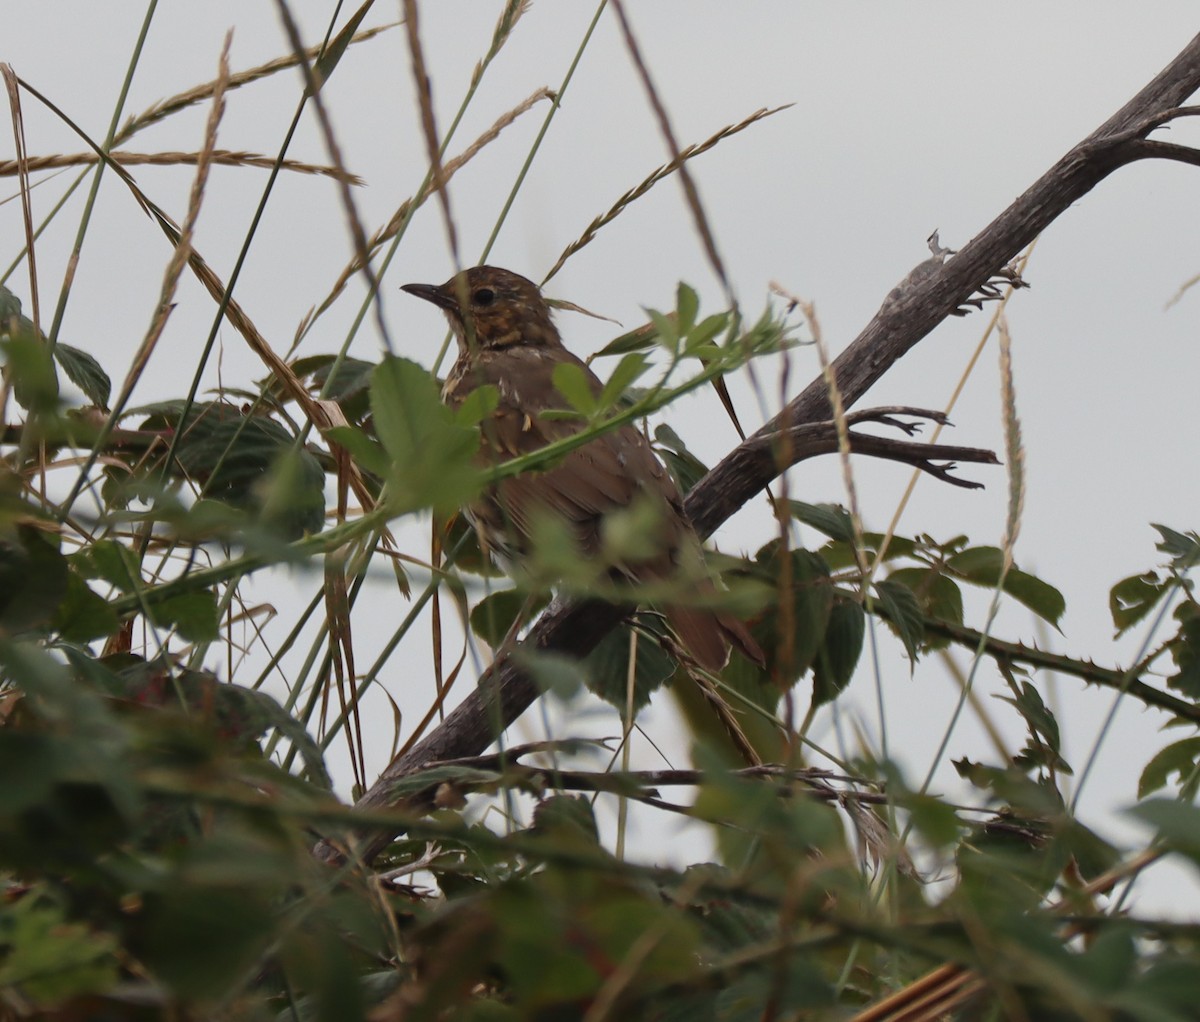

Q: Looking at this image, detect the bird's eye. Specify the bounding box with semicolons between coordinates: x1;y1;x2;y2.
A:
473;288;496;306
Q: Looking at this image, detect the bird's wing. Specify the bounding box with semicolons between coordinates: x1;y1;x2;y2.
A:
470;347;686;562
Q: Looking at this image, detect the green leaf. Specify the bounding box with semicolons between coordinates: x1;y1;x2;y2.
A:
0;526;69;634
999;680;1061;751
948;546;1065;627
1110;570;1167;635
684;312;730;355
469;588;546;648
551;360;598;416
811;598;864;704
786;501;856;543
1167;603;1200;700
742;544;834;686
71;539;141;592
369;355;481;514
1129;799;1200;862
53;342;111;409
0;283;22;321
153;590;219;642
1139;737;1200;799
513;650;585;702
597;351;649;409
52;572;119;642
3;333;59;412
675;282;699;334
648;307;681;355
654;424;709;496
886;566;964;646
873;578;924;663
325;423;390;477
168;406;326;537
254;446;328;538
582;622;675;714
1154;523;1200;567
0;894;118;1007
454;383;499;426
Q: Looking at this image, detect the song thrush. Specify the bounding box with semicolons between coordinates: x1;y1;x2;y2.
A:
401;266;762;671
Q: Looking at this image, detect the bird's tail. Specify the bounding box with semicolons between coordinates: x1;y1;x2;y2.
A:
665;604;764;672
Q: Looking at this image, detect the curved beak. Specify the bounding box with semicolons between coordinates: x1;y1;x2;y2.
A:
400;281;457;312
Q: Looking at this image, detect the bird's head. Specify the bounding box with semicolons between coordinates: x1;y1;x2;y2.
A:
402;266;561;353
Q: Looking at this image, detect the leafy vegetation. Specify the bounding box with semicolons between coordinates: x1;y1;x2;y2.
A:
2;7;1200;1021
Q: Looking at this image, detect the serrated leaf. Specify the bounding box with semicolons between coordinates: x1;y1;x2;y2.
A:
786;501;856;543
52;572;119;642
53;343;111;409
582;622;675;714
1167;605;1200;700
454;383;499;426
598;352;648;409
739;544;834;688
153;590;219;642
1139;737;1200;800
513;649;585;702
551;361;598;415
0;894;118;1006
676;282;699;334
0;527;69;633
1110;570;1166;635
71;539;141;592
469;588;547;648
997;680;1061;754
292;353;375;419
325;424;389;476
811;598;864;704
3;333;59;412
647;307;680;355
654;423;709;496
0;283;22;321
169;407;326;537
948;546;1065;627
1129;799;1200;860
886;566;964;639
1154;523;1200;567
873;578;924;663
369;355;481;514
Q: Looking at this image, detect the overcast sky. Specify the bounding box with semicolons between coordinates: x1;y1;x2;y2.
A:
5;4;1200;913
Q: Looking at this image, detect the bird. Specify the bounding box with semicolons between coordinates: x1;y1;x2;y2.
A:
401;265;762;671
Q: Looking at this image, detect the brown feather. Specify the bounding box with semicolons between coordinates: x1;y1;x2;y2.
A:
402;266;764;671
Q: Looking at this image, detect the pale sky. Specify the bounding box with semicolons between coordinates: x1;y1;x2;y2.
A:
5;4;1200;913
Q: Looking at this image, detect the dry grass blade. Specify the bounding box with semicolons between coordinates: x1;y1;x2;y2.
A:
273;0;392;350
314;87;554;321
610;0;732;294
113;22;397;145
543;103;790;283
2;63;40;335
0;150;363;183
403;0;460;265
122;33;233;419
326;548;367;793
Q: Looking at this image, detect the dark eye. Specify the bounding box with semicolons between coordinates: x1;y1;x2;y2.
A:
473;288;496;306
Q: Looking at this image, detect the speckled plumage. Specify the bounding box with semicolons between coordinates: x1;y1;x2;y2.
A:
402;266;761;671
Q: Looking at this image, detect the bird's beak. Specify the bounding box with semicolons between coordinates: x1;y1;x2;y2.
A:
401;281;457;312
